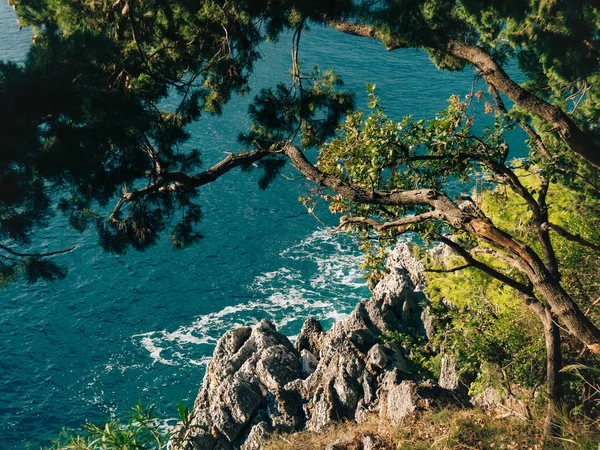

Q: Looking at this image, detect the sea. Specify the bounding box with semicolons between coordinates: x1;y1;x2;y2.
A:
0;3;525;448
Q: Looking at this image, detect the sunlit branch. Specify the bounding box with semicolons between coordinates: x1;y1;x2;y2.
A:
332;211;441;233
425;263;472;273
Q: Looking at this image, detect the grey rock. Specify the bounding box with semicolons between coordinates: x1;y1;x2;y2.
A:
266;388;304;431
363;435;375;450
386;243;426;289
240;421;271;450
255;345;300;390
421;306;436;341
385;381;419;426
168;428;216;450
438;354;459;390
295;317;324;356
170;319;303;449
363;434;390;450
171;242;464;449
300;349;318;377
382;380;464;427
367;344;389;370
472;386;531;420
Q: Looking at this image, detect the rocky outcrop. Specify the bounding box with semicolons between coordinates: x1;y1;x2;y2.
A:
169;244;463;450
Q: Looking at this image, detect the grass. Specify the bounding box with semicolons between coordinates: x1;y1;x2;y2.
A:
264;406;600;450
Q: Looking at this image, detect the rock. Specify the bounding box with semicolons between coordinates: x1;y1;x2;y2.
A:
420;306;436;340
384;381;419;426
386;243;427;289
363;435;376;450
170;243;465;449
255;345;300;390
472;386;531;420
382;380;463;427
367;344;389;370
300;349;318;377
438;354;459;390
170;319;303;449
363;434;390;450
295;317;324;356
266;388;304;431
240;421;271;450
168;428;216;450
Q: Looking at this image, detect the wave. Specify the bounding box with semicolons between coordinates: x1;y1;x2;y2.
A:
131;228;369;367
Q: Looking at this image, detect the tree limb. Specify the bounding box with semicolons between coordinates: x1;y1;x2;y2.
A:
109;147;276;221
425;263;472;273
0;243;76;258
328;20;600;169
435;234;533;296
542;222;600;252
332;210;441;233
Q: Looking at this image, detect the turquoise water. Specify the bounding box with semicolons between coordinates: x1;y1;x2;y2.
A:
0;4;522;448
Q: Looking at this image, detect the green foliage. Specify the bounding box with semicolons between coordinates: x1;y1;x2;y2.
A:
423;174;600;402
315;85;513;286
177;401;192;429
2;0;599;287
46;400;170;450
45;399;200;450
240;66;354;149
381;311;434;380
479;169;600;320
0;0;357;282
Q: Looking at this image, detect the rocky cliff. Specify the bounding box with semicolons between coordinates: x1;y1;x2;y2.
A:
169;244;462;450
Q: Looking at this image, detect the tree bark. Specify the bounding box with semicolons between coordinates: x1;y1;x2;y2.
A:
279;143;600;355
444;40;600;169
525;298;562;441
328;21;600;169
543;308;562;441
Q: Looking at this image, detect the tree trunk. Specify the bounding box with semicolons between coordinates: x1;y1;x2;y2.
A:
463;217;600;356
444;40;600;169
526;300;562;441
542;309;562;441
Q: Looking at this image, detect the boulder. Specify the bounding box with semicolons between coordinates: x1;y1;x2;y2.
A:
169;319;303;449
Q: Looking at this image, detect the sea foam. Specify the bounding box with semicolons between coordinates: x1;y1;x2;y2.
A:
132;228;369;366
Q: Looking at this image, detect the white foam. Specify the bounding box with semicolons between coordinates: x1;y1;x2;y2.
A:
132;227;369;366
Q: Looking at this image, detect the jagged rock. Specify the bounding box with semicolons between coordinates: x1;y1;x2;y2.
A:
295;317;324;356
420;306;436;340
240;421;271;450
386;243;427;289
384;381;418;426
438;354;460;390
300;349;318;377
382;380;462;427
170;243;464;450
170;319;303;449
301;267;420;431
367;344;389;370
169;429;216;450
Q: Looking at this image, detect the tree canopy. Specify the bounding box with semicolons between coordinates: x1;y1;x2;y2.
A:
2;1;600;433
